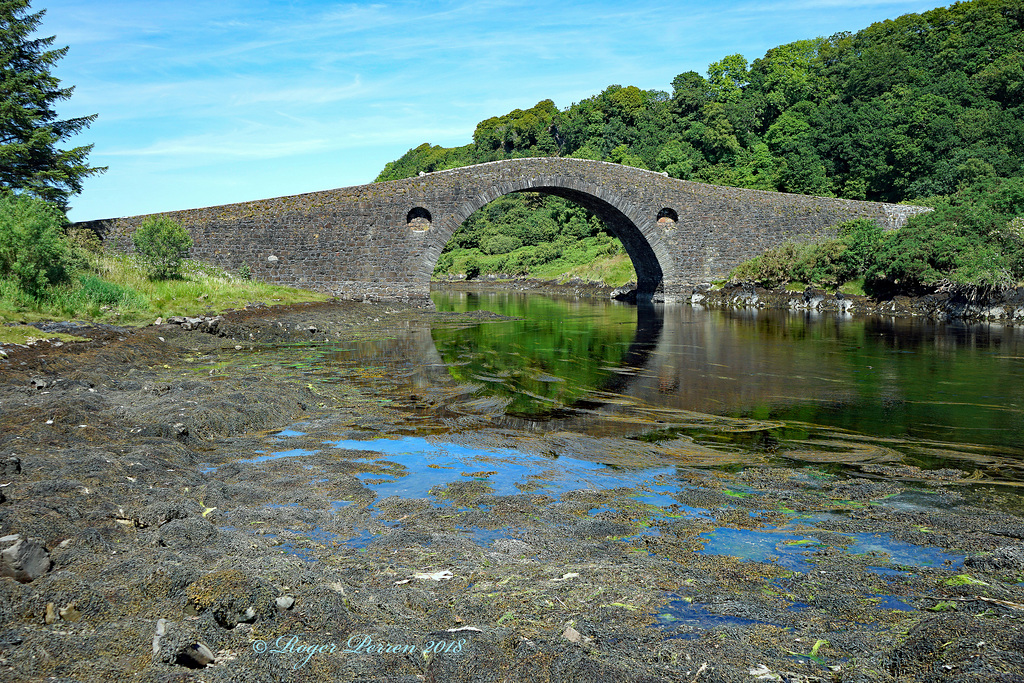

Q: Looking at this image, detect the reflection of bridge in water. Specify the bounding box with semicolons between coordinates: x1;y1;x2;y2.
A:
325;304;844;436
484;303;869;436
325;299;1024;440
323;300;1024;476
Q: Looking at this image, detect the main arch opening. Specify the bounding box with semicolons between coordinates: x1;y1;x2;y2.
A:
429;189;664;298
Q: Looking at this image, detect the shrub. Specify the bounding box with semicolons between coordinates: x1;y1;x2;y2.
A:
534;242;562;265
78;274;143;308
64;226;103;256
433;252;454;276
792;241;852;289
481;233;522;255
730;243;802;288
132;216;193;279
237;263;252;280
731;219;886;290
865;178;1024;293
0;194;76;297
500;252;531;276
837;218;883;272
464;257;481;280
602;239;621;257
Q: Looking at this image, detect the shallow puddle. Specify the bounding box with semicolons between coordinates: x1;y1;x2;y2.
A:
239;431;684;503
654;597;779;638
695;525;964;573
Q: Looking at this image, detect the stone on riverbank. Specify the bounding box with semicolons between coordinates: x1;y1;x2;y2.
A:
0;539;51;583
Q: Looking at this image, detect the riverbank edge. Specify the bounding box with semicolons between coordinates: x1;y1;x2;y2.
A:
434;277;1024;324
4;275;1020;357
692;281;1024;324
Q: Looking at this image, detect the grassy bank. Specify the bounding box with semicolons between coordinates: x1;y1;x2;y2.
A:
0;250;327;343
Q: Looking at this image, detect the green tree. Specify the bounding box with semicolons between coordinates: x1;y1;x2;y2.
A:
707;54;749;103
727;142;779;190
0;192;74;296
132;216;193;279
607;143;647;169
656;138;703;179
776;143;831;195
699;102;742;162
670;71;710;117
375;143;473;181
607;85;645;125
752;38;826;115
0;0;104;207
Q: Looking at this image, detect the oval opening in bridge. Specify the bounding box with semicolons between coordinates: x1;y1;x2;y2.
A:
407;207;432;231
657;208;678;224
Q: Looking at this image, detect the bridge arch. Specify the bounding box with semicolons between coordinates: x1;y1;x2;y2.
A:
419;173;677;298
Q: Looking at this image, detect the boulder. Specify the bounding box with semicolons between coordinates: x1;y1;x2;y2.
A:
1;539;51;583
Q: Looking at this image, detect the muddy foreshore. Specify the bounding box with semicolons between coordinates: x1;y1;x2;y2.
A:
1;299;1023;682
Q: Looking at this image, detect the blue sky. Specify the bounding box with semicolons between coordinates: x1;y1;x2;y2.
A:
38;0;935;221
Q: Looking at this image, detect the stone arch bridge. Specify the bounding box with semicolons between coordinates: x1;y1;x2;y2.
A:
83;157;927;303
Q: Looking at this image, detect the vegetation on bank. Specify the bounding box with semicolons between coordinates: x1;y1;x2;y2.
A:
732;176;1024;294
0;195;326;343
377;0;1024;293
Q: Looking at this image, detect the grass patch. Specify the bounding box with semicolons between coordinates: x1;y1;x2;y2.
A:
0;252;328;326
838;277;867;296
434;234;637;288
535;253;636;287
0;324;90;345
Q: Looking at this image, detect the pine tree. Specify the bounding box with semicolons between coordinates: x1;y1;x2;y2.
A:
0;0;104;209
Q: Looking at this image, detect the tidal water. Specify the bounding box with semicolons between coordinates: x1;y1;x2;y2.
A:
422;289;1024;484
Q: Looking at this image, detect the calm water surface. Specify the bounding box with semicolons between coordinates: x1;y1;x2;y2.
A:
220;290;1024;636
424;289;1024;483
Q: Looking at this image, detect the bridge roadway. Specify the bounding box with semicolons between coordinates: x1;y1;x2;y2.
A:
82;158;928;302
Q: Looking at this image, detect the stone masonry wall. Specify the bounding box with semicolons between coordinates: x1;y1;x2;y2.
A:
77;158;929;303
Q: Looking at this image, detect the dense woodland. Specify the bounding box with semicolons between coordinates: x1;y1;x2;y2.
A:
376;0;1024;294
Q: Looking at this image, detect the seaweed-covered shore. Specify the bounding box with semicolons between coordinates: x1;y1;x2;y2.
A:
1;301;1023;682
